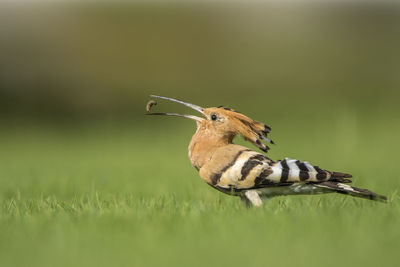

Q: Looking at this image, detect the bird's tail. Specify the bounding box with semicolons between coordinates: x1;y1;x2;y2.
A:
315;181;387;202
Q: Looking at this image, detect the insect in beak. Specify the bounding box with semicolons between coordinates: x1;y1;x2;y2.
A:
145;95;205;122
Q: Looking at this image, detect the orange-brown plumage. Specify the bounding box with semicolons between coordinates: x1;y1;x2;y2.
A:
147;95;387;206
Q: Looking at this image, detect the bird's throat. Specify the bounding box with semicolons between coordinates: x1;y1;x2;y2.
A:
188;127;234;170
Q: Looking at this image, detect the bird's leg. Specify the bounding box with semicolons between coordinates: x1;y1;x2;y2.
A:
240;195;252;208
242;190;263;207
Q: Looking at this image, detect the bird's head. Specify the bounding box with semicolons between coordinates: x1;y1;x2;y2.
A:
146;95;273;152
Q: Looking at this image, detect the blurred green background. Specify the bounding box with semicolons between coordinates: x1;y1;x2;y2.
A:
0;2;399;267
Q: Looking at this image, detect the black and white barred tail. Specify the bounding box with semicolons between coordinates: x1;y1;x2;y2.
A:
263;158;387;201
315;181;387;202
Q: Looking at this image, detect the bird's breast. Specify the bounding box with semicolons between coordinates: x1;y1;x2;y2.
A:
198;144;272;191
188;130;231;171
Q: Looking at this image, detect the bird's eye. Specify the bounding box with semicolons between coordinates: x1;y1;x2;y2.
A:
211;114;217;121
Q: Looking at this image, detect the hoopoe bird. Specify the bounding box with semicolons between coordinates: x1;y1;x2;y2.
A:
147;95;387;207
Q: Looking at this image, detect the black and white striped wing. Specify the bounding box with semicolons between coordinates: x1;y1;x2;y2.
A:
211;150;352;192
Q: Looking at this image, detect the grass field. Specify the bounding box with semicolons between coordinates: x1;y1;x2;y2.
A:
0;107;399;267
1;3;399;267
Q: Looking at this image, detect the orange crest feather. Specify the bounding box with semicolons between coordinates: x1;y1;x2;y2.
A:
217;107;273;152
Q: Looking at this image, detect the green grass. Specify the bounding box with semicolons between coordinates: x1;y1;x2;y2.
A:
0;113;399;267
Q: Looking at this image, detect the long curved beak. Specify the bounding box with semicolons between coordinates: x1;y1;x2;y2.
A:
146;95;205;122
